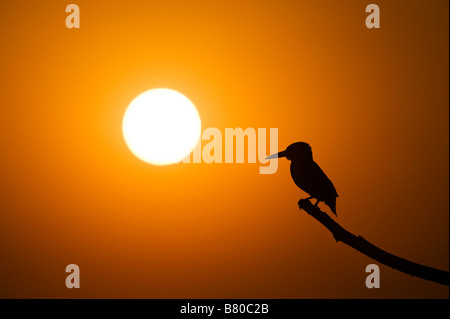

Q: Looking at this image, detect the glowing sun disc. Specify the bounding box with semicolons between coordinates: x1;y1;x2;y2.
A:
122;88;201;165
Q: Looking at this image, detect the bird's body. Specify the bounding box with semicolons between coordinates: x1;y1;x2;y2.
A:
290;159;338;215
267;142;339;216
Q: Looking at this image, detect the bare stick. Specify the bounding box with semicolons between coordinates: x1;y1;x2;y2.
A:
298;199;449;286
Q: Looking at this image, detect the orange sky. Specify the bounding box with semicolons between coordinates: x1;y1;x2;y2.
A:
0;0;448;298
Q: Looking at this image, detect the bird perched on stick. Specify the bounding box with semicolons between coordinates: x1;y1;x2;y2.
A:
267;142;339;216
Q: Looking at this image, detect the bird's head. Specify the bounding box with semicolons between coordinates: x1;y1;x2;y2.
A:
266;142;313;161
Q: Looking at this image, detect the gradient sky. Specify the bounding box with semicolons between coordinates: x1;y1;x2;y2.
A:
0;0;448;298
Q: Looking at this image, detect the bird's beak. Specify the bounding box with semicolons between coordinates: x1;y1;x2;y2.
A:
266;150;286;160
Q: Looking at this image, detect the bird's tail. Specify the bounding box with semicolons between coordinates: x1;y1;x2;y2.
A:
326;197;337;216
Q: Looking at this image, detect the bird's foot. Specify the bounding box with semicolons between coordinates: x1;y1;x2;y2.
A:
299;197;311;205
298;197;313;210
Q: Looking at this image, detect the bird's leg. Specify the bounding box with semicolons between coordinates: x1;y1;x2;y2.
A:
299;196;313;207
299;196;314;208
299;196;312;205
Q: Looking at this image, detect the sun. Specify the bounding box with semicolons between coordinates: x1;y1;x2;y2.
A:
122;88;201;165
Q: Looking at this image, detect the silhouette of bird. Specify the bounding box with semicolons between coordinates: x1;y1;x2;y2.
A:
267;142;339;216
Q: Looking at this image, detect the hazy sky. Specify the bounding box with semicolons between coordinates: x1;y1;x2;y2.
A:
0;0;448;298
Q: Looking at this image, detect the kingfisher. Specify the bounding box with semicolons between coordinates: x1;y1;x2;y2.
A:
267;142;339;216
